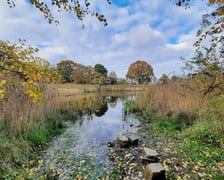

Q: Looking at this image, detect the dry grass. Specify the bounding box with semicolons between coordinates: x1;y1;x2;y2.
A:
55;84;147;111
0;82;59;134
0;82;208;133
133;82;207;115
100;84;148;92
57;84;98;96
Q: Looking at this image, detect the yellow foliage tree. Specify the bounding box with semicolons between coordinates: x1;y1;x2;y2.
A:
0;40;58;103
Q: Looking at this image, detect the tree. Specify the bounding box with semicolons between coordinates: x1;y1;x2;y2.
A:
126;60;154;84
0;40;58;103
72;63;105;84
107;71;117;84
159;73;169;84
181;0;224;96
4;0;111;25
94;64;108;77
57;60;76;83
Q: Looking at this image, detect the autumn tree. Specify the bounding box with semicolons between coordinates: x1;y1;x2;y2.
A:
4;0;111;25
159;73;169;84
107;71;117;84
126;60;154;84
72;63;105;84
94;64;108;77
181;0;224;96
0;40;58;103
57;60;76;83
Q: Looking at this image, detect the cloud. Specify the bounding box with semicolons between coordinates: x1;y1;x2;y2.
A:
114;24;165;47
0;0;207;78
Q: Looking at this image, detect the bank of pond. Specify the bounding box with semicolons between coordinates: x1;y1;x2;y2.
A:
0;92;223;179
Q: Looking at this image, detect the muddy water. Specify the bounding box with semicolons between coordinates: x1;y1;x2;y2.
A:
31;96;140;179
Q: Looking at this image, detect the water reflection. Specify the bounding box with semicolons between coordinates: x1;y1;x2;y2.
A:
34;96;140;178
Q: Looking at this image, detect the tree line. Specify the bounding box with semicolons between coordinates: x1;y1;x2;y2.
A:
1;0;223;103
56;59;156;85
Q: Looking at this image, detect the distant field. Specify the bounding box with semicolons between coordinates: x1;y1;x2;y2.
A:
57;83;149;97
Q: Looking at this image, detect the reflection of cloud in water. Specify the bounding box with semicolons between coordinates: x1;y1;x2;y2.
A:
34;98;140;178
108;102;117;108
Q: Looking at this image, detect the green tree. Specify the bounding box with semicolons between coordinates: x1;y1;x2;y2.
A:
94;64;108;77
57;60;76;83
126;60;154;84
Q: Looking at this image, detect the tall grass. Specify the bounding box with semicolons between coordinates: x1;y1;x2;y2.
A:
0;83;59;134
132;82;207;115
0;82;68;178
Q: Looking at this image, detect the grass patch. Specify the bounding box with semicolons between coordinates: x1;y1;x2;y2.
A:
24;112;65;147
0;110;78;179
148;117;224;179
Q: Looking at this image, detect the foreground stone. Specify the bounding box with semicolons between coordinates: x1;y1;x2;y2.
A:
117;132;139;148
141;147;159;163
143;163;165;180
117;135;129;148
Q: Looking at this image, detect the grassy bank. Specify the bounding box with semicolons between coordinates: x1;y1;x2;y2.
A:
125;82;224;179
0;84;78;178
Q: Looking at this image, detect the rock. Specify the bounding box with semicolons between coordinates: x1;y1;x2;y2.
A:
141;156;158;164
127;134;139;146
117;135;129;148
143;163;165;180
141;147;159;163
107;141;115;147
117;132;140;148
143;147;159;158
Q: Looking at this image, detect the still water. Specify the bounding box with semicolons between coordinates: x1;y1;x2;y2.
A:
32;96;140;179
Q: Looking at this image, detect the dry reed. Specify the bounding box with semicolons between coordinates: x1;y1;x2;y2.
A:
0;81;59;134
133;82;207;115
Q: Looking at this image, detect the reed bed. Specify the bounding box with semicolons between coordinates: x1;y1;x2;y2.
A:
0;82;59;134
133;82;207;115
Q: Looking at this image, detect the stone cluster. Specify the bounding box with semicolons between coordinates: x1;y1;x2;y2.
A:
116;132;166;180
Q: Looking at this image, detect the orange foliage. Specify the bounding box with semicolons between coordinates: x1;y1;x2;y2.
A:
126;60;154;84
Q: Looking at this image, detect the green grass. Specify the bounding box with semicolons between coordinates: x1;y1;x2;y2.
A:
24;113;65;147
0;110;78;179
148;116;224;179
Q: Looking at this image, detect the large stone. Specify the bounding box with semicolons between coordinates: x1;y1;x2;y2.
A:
141;147;159;163
117;135;129;148
117;132;140;148
143;163;165;180
143;147;159;158
126;133;139;146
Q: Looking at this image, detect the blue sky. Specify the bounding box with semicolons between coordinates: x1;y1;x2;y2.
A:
0;0;208;78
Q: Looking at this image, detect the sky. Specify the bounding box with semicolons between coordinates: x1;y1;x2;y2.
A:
0;0;208;78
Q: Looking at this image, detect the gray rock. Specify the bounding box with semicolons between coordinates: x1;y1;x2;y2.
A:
141;147;159;163
143;163;165;180
117;132;140;148
127;134;139;146
117;135;129;148
143;147;159;158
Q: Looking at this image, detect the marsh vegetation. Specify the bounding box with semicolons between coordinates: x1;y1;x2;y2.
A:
0;81;223;179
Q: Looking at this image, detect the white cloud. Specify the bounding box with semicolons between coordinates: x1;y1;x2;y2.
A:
0;0;208;78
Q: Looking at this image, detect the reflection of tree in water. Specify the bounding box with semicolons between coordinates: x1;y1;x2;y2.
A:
105;96;118;109
94;101;108;117
69;95;107;116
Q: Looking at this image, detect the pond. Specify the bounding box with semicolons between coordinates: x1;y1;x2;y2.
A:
30;96;141;179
